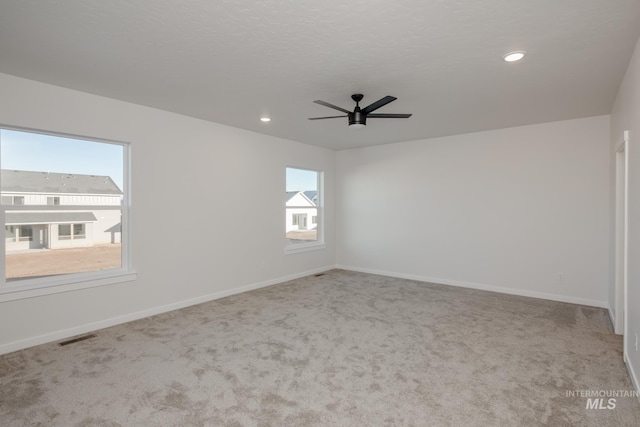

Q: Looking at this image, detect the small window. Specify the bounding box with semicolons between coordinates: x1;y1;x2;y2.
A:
285;167;323;252
1;126;135;300
58;224;71;240
292;213;307;228
73;224;85;239
18;225;33;241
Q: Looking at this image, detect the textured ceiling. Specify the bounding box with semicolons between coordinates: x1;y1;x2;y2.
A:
1;0;639;150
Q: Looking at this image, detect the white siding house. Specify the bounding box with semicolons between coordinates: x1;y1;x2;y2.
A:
285;191;317;233
2;169;122;252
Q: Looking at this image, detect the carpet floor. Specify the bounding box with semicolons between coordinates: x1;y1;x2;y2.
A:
1;269;639;426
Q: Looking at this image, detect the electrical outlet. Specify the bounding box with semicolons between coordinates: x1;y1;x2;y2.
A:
635;334;638;352
558;272;564;281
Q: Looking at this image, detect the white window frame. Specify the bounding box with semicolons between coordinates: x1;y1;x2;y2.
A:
0;125;136;302
284;166;325;254
57;223;87;240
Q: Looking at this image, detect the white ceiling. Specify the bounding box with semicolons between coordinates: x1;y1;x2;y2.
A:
1;0;639;150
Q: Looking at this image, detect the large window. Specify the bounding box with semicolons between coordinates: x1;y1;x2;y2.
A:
0;126;134;301
285;167;323;252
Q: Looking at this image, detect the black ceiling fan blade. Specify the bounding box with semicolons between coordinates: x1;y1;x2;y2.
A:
313;100;351;114
367;113;412;118
308;115;348;120
361;96;397;114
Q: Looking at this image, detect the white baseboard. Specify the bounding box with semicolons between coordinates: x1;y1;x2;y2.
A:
335;265;609;308
0;265;333;356
624;352;640;404
608;306;616;331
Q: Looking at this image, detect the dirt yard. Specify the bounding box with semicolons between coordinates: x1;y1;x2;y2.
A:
6;244;121;280
285;230;318;242
6;232;314;280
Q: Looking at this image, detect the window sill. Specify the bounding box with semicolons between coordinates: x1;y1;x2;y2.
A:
0;270;137;302
284;243;326;255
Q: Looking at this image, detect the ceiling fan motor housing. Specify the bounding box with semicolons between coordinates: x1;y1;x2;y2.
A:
349;111;366;127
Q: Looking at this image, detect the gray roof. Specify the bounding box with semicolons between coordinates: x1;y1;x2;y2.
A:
1;170;122;195
6;212;97;225
286;191;315;206
286;191;299;202
303;191;318;202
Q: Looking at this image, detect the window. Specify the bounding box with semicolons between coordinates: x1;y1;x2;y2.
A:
0;126;134;301
58;223;86;240
58;224;71;240
73;224;85;239
18;225;33;241
292;213;307;228
285;167;323;253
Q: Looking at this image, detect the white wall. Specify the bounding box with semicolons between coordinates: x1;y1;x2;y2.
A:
0;73;335;352
610;35;640;390
336;116;611;307
0;68;625;359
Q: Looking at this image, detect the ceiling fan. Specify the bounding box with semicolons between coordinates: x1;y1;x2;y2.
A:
309;94;412;128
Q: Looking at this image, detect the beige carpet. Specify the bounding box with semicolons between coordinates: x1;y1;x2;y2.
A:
1;269;639;426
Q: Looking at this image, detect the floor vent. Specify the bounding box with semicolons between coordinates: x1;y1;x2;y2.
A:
58;334;97;346
314;273;326;277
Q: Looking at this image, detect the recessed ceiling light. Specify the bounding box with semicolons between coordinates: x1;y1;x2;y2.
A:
503;51;526;62
260;117;271;122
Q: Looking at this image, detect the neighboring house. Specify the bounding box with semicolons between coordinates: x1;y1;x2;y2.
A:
303;191;318;205
1;169;123;252
285;191;317;233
